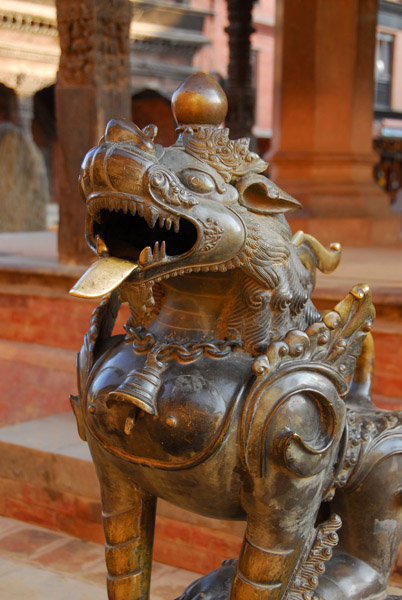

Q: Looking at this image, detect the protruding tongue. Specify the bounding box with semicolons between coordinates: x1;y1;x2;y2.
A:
69;257;138;299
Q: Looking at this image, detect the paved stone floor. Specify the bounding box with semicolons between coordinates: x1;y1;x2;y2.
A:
1;231;402;293
0;515;401;599
0;516;200;599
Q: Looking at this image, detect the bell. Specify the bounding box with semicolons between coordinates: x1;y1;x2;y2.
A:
107;354;166;416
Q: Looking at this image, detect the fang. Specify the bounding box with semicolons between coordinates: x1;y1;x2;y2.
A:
144;207;158;229
139;246;153;267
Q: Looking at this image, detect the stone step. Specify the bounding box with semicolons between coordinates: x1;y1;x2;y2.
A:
1;328;399;429
0;413;244;575
1;412;402;581
1;237;401;427
0;263;401;427
0;339;74;426
0;278;129;353
0;515;200;600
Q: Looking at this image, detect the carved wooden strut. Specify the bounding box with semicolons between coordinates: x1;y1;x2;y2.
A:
70;72;402;600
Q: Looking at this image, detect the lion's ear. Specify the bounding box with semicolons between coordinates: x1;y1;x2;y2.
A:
236;174;301;214
104;118;157;154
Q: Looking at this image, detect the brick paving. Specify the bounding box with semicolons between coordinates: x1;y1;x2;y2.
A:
0;516;200;600
0;516;401;598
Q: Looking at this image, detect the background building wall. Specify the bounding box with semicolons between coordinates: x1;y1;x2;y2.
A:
392;29;402;110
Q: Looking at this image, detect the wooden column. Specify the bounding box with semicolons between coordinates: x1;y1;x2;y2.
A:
225;0;256;140
55;0;132;264
268;0;400;246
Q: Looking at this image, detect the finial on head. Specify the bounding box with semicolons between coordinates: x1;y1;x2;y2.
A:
171;71;228;128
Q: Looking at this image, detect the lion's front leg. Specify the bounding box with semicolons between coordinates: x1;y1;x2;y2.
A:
232;367;347;600
88;437;156;600
231;473;335;600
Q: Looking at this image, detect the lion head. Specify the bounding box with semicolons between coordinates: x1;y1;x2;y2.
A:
72;72;341;355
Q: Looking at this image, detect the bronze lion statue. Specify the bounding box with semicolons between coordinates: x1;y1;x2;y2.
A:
71;72;402;600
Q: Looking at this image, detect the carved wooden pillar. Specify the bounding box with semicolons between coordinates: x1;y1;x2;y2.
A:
268;0;401;246
225;0;256;140
55;0;132;264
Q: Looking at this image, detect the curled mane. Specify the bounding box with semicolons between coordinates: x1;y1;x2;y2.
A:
219;211;321;355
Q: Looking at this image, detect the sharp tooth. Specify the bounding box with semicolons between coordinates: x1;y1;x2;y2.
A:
88;203;95;216
94;213;101;224
114;198;120;211
129;202;136;216
108;198;114;210
137;203;144;217
96;235;109;256
153;242;159;261
173;218;180;233
144;206;158;229
139;246;152;267
122;200;128;214
159;216;165;228
160;241;167;260
165;218;172;231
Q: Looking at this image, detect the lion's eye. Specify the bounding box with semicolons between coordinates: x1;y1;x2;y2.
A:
178;169;216;194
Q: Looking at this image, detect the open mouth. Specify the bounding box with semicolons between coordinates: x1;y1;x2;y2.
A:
88;196;198;268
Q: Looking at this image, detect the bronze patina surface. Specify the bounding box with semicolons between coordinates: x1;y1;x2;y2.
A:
71;72;402;600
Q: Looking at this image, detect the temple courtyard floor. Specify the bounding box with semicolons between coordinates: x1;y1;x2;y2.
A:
0;516;200;599
0;515;401;598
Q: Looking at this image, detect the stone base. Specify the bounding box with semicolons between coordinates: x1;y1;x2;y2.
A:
267;153;402;246
288;215;401;247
